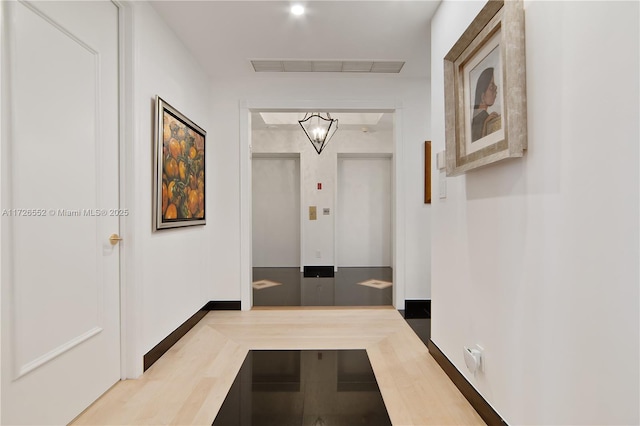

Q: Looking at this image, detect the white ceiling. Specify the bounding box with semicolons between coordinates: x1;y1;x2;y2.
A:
150;0;440;79
150;1;441;130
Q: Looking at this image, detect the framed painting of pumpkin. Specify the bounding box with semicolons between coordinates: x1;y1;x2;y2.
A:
154;96;206;230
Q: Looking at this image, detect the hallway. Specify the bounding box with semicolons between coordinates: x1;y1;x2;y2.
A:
72;309;484;425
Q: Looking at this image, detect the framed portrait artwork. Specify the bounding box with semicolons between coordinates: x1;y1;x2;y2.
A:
154;96;206;230
444;0;527;176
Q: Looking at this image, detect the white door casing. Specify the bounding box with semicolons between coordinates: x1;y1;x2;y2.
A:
1;1;121;424
240;103;405;309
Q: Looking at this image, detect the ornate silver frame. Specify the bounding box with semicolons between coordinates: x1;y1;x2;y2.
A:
444;0;527;175
153;96;207;230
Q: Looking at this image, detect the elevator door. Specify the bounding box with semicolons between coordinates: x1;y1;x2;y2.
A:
252;156;301;267
337;157;392;267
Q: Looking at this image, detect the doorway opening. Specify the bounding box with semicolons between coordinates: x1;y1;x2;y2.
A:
248;110;395;307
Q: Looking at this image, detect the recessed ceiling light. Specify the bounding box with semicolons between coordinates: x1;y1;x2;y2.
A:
291;4;304;16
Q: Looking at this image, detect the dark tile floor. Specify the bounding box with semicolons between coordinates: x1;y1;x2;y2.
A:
252;267;393;307
213;350;392;426
252;267;431;347
400;314;431;347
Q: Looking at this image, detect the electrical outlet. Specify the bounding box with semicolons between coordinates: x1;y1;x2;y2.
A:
464;346;482;375
315;250;321;258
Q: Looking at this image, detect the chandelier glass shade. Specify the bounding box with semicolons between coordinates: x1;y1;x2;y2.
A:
298;112;338;154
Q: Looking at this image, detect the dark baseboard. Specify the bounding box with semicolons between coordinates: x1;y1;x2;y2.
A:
143;300;241;371
203;300;241;310
303;265;335;277
427;339;507;426
404;299;431;318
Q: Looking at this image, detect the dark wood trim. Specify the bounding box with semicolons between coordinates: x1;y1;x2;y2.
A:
143;300;241;371
428;339;508;426
203;300;241;310
404;299;431;318
143;308;206;371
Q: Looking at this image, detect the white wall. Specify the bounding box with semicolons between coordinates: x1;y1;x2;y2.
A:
252;156;300;267
212;76;432;306
129;2;213;367
431;1;639;424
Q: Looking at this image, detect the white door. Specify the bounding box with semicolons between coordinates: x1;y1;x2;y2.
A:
1;1;121;424
337;157;392;267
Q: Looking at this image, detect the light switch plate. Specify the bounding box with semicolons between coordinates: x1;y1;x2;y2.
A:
323;208;330;215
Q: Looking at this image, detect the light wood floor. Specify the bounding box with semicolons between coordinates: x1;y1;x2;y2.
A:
72;308;485;425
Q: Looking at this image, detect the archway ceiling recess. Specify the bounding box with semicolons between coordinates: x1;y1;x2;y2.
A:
252;112;392;131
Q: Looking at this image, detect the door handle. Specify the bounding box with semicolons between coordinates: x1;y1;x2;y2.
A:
109;234;123;245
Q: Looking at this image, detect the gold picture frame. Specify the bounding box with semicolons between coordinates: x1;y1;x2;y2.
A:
444;0;527;176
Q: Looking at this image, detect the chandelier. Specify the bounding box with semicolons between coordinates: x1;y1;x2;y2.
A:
298;112;338;154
